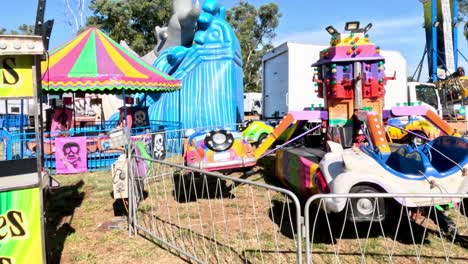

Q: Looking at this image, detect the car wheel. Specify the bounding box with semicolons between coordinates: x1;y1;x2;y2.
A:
204;130;234;152
256;133;268;147
347;185;386;222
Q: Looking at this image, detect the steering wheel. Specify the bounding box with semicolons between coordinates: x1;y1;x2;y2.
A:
421;144;432;162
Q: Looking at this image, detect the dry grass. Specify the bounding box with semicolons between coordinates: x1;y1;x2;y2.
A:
44;156;468;264
45;171;186;264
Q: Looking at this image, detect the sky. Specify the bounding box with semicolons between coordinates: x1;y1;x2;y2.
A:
0;0;467;81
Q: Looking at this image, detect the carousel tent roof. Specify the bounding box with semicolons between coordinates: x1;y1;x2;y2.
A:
41;27;181;94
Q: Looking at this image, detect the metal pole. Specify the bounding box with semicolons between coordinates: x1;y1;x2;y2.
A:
34;1;48;263
354;61;363;109
432;0;438;81
416;47;427;82
122;90;127;129
72;93;76;131
5;100;9;130
33;56;47;264
453;0;458;71
20;99;24;158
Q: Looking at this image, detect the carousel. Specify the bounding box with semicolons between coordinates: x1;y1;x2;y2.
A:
2;27;181;172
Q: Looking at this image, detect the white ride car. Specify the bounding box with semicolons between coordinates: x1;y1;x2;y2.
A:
313;136;468;222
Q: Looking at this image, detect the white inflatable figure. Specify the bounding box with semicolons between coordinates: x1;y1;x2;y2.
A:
143;0;201;64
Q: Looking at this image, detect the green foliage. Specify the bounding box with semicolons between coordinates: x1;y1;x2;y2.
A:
226;1;281;92
459;0;468;39
86;0;172;55
0;24;34;35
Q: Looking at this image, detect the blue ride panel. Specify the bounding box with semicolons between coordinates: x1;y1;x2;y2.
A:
143;0;244;129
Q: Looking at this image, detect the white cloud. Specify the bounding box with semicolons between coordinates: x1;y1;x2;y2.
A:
371;16;422;31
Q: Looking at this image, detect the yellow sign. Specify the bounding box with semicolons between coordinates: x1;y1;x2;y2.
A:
0;56;34;98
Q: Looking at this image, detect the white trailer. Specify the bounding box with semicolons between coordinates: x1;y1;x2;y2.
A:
261;42;408;119
244;92;262;115
262;42;325;119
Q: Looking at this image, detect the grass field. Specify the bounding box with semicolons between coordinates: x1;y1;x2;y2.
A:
44;156;468;263
45;172;185;264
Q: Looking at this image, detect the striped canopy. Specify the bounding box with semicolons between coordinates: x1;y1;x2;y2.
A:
41;27;181;94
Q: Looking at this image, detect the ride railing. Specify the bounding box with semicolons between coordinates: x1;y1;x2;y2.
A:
137;123;244;165
0;114;29;130
0;120;181;171
305;193;468;264
128;154;302;264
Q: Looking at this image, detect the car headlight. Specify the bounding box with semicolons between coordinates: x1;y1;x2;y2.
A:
205;129;234;152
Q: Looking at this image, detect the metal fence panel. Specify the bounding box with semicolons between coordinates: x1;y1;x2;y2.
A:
129;154;302;264
305;193;468;264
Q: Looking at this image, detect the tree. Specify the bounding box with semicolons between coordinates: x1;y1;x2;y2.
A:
0;24;34;35
86;0;172;55
459;0;468;39
226;1;281;92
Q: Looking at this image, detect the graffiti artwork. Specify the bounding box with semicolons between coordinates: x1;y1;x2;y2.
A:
55;136;87;174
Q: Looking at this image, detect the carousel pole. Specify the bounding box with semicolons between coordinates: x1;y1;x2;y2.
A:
122;89;127;129
72;93;76;131
20;99;24;158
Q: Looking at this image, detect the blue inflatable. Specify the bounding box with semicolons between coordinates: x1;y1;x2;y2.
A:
140;0;244;130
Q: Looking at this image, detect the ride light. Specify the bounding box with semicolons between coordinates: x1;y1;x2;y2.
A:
326;25;340;36
345;21;360;32
363;23;373;33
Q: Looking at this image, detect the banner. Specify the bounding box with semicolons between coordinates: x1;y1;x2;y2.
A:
131;106;149;128
0;188;44;263
55;136;88;174
0;56;34;98
51;108;74;133
153;133;166;160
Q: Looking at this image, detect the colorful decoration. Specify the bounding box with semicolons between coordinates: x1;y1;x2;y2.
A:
51;108;73;133
185;129;256;171
41;27;181;94
143;0;244;129
276;147;320;197
153;133;166;160
312;22;392;141
55;136;88;174
131;106;150;128
0;188;44;263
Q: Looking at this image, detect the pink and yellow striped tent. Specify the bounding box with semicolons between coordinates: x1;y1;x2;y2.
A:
41;27;180;94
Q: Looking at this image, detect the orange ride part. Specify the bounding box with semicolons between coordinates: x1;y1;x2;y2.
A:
424;110;456;136
366;112;391;154
254;114;296;159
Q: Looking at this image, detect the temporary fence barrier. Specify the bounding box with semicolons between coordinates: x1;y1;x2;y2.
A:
128;154;302;264
305;193;468;264
126;122;468;263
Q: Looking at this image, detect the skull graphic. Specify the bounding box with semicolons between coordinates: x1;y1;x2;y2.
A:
62;142;81;168
134;110;147;126
153;133;165;160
